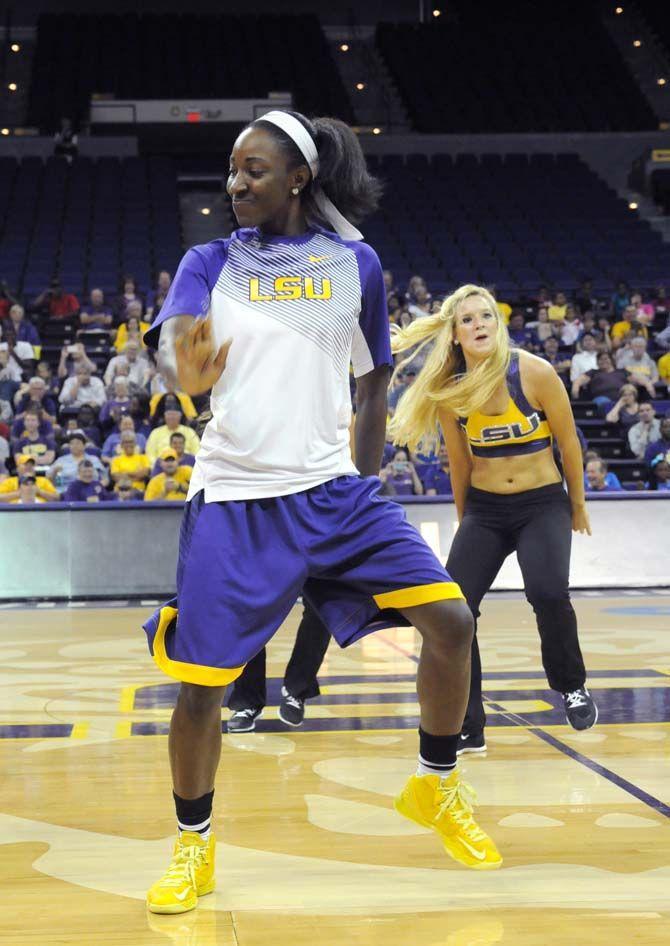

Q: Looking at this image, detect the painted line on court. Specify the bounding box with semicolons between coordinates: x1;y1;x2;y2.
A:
377;634;670;820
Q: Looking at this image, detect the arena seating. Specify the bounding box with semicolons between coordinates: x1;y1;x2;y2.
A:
28;13;353;132
639;1;670;60
376;1;657;133
0;156;181;299
364;153;670;297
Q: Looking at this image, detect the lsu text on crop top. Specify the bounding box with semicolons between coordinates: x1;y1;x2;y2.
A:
458;351;553;458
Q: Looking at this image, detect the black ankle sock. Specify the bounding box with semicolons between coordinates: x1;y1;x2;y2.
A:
418;728;459;774
173;789;214;837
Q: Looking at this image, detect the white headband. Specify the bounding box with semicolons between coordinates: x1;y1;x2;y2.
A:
259;110;363;241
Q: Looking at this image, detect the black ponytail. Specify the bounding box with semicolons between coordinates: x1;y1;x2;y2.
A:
252;110;382;227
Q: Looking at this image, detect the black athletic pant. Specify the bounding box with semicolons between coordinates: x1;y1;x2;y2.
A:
227;601;330;710
446;483;586;735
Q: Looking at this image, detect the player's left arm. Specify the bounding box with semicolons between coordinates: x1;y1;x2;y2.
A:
355;366;391;477
523;352;591;536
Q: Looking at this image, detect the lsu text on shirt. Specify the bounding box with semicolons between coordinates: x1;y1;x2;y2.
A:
145;226;392;501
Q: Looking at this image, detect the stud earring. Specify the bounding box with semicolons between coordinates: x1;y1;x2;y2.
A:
291;187;300;196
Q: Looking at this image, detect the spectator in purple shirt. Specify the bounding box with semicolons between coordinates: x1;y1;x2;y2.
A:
13;376;58;425
146;271;172;320
8;304;40;347
379;448;424;496
99;376;132;431
12;406;56;465
423;445;452;496
63;458;113;502
78;288;114;336
102;413;147;463
507;311;534;349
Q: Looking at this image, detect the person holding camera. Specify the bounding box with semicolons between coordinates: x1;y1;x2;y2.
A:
32;280;79;321
379;448;424;496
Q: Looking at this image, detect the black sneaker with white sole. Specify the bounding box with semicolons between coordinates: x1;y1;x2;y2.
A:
456;731;487;755
563;686;598;730
278;687;305;727
227;707;262;733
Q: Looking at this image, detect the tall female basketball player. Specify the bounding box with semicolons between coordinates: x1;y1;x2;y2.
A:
390;285;597;755
141;115;502;914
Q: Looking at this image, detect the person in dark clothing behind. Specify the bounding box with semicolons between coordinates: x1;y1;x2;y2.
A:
226;602;330;731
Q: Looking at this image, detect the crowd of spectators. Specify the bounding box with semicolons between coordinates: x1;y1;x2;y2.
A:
0;271;205;505
1;270;670;505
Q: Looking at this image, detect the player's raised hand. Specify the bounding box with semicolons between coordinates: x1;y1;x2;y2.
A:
175;316;232;396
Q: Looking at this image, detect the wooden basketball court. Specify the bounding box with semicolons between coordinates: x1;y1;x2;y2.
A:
1;592;669;945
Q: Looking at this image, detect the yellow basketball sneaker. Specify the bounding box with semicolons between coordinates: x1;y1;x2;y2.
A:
147;831;216;914
394;770;502;870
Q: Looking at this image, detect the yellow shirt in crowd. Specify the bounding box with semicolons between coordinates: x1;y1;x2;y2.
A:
114;321;151;352
611;321;648;342
548;304;567;321
110;453;152;492
0;476;58;498
658;352;670;383
145;425;200;465
148;391;197;420
144;466;192;501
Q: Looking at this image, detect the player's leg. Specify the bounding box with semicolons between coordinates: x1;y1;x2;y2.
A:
446;510;512;749
514;487;595;730
226;648;267;732
144;492;306;913
280;601;330;726
302;476;502;869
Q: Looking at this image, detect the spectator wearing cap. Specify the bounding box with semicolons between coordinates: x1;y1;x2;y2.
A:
585;457;624;492
59;362;106;411
78;288;113;335
423;443;452;496
102;414;147;463
0;454;58;502
628;403;661;459
104;340;149;390
32;280;79;320
570;333;599;383
109;430;151;493
12;407;56;465
144;448;192;501
648;453;670;491
13;474;45;504
151;431;195;476
643;414;670;469
63;459;113;502
48;430;106;493
8;304;40;348
13;376;58;425
145;396;200;465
